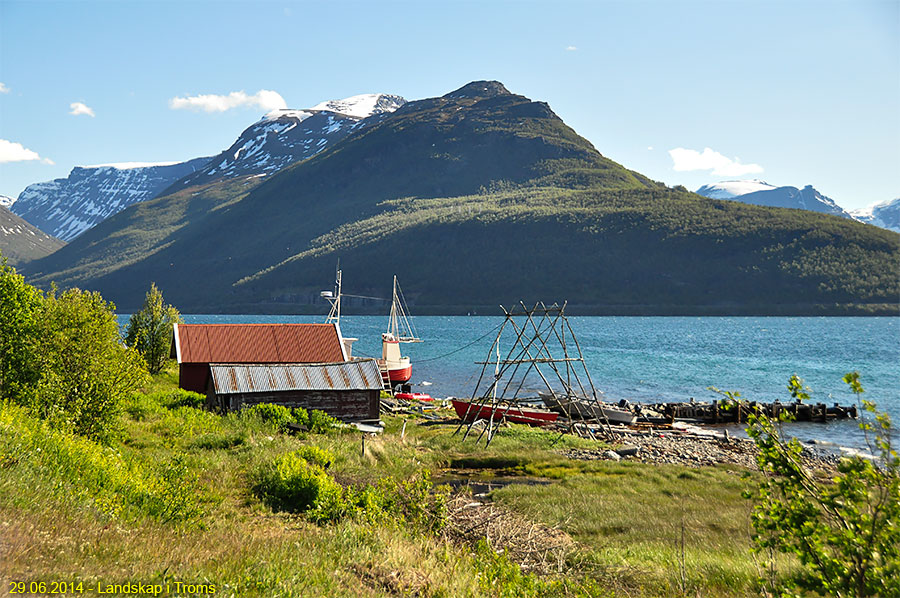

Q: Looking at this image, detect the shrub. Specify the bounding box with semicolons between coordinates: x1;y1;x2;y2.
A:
253;451;343;514
246;403;295;429
294;445;333;469
31;288;149;442
0;258;42;406
160;389;205;410
745;373;900;597
308;409;339;434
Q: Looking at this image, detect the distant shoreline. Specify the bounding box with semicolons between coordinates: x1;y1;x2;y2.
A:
113;305;900;317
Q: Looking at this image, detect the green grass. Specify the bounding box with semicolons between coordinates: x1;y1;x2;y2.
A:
0;365;786;596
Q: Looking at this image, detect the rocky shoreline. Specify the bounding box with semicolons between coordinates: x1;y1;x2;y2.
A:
559;426;841;471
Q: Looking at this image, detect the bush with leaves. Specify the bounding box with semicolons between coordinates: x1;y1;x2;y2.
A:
124;282;181;374
0;257;42;405
253;449;343;514
253;447;447;530
745;373;899;597
28;288;150;441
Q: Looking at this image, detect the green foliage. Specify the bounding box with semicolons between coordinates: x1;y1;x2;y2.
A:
341;471;449;532
0;258;43;406
0;401;204;526
124;282;182;374
244;403;339;434
28;287;150;441
293;444;333;469
308;408;339;434
253;449;343;514
253;447;447;531
745;373;900;597
246;403;296;429
160;388;205;409
2;263;151;441
471;540;608;598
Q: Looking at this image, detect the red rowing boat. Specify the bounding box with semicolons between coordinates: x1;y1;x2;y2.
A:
451;399;558;427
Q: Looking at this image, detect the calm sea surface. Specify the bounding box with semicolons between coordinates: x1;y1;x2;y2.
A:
141;314;899;450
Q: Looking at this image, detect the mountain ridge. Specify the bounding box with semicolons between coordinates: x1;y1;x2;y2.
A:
12;158;212;241
0;206;65;265
23;81;899;315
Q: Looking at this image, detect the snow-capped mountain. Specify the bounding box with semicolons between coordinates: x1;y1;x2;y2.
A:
12;93;407;243
168;93;407;191
0;194;15;208
1;206;65;265
311;93;406;118
851;198;900;233
12;158;211;242
695;180;852;218
695;180;777;199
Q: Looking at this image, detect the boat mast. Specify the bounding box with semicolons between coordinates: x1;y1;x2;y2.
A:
323;267;342;326
386;275;421;342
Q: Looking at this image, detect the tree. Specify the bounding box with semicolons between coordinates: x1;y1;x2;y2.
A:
124;282;182;374
30;287;150;441
745;374;899;597
0;254;43;405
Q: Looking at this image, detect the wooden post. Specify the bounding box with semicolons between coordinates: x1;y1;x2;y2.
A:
401;420;407;440
361;433;366;457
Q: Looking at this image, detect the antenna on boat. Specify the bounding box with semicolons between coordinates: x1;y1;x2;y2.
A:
322;263;341;326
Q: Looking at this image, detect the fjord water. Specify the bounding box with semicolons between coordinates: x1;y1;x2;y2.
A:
162;315;898;450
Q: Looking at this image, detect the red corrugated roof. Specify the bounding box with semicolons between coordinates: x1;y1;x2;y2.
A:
172;323;345;364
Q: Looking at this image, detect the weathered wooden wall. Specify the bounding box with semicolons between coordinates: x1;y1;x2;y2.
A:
209;388;380;421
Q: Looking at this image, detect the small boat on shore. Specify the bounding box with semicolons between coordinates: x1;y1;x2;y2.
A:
539;391;636;425
452;398;559;427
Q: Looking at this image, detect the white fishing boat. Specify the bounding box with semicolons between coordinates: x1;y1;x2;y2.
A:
378;275;422;386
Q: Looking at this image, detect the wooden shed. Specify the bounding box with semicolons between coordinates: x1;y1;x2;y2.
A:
206;360;383;421
170;323;348;394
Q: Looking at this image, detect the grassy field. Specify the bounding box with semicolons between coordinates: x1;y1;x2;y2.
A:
0;366;783;597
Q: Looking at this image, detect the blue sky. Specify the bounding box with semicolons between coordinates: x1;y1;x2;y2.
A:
1;0;897;210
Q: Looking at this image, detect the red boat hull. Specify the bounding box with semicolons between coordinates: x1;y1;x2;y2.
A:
451;399;558;427
385;365;412;384
395;392;433;402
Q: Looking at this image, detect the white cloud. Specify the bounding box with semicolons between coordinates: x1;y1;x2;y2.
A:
565;45;577;51
0;82;9;94
169;89;287;113
647;146;654;151
69;102;95;117
668;147;763;176
0;139;54;164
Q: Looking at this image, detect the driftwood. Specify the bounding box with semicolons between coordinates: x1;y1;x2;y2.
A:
444;495;574;574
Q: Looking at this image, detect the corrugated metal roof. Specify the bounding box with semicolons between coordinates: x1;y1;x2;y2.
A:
172;323;345;364
209;360;384;394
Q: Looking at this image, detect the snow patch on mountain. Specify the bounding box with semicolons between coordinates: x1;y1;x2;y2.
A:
0;205;65;265
695;180;776;199
311;93;406;118
170;93;407;192
696;180;852;218
851;198;900;233
12;158;211;242
0;194;14;208
86;161;183;169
